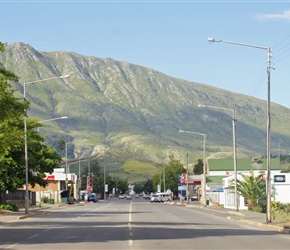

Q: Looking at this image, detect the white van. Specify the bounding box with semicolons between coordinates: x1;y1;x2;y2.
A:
156;192;172;202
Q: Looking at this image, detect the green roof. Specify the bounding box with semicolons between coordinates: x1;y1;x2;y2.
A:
206;176;227;184
207;158;281;171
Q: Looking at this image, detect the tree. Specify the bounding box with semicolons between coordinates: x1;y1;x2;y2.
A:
132;182;144;194
115;179;129;195
0;42;62;195
57;139;66;157
193;159;204;175
143;179;153;194
229;170;266;208
152;155;185;195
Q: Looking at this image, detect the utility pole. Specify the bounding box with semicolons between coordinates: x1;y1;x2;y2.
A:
186;150;189;204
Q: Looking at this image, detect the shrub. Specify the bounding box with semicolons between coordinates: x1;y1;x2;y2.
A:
0;203;19;212
41;196;49;203
249;206;262;213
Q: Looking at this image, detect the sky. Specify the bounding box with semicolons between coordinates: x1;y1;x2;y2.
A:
1;0;290;107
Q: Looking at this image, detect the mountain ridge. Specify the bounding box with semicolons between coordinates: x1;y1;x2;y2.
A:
1;42;289;171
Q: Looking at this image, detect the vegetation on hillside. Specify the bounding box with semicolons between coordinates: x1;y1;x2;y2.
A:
1;42;290;170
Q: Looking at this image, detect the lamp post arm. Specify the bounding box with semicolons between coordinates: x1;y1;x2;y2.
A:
24;75;70;86
208;38;269;51
198;104;234;113
39;116;68;123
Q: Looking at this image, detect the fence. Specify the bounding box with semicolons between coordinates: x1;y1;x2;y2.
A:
207;189;248;210
0;190;36;208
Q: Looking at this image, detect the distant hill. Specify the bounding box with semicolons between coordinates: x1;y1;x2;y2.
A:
1;42;290;181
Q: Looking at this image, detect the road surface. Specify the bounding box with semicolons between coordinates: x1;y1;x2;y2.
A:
0;198;290;249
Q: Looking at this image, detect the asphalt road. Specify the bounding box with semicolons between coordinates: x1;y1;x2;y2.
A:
1;198;290;249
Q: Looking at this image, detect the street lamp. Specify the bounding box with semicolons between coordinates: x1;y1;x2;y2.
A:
179;130;207;206
208;37;272;221
65;139;88;193
65;141;74;190
198;104;238;210
38;115;68;206
38;116;68;132
76;140;88;200
186;150;189;204
104;165;106;200
23;75;70;214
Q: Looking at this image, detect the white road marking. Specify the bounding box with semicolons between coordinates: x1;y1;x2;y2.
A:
27;234;38;240
128;202;133;247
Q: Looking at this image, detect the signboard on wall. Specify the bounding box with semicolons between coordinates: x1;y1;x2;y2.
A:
274;175;286;182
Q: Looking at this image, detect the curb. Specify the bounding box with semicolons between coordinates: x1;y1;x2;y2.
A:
235;218;286;233
170;202;290;234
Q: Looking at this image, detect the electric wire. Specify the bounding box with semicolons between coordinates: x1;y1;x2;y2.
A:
247;34;290;98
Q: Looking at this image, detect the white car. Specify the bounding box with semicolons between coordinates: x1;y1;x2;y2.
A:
126;195;132;200
119;194;126;199
151;194;162;203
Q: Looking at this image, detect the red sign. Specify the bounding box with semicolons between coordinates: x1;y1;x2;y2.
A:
43;175;55;181
87;186;93;193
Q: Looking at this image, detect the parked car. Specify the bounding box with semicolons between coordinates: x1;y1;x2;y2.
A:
135;194;139;198
143;194;151;200
88;194;98;203
151;194;162;203
126;195;132;200
156;192;171;202
119;194;126;199
189;194;198;201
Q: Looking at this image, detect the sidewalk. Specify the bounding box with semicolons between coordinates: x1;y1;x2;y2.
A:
0;204;66;224
182;202;290;234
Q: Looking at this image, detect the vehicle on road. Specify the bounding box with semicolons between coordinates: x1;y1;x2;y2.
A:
88;194;98;203
119;194;126;199
126;195;132;200
135;194;139;198
189;194;198;201
151;194;162;203
143;194;151;200
156;192;171;202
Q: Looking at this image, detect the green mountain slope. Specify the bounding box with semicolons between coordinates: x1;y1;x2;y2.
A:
1;42;290;175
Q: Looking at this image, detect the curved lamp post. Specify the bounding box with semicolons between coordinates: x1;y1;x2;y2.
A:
208;37;272;222
38;116;68;132
23;75;70;214
38;115;68;207
179;130;207;206
65;141;74;190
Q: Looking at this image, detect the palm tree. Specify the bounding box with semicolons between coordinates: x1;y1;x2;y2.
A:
229;170;266;208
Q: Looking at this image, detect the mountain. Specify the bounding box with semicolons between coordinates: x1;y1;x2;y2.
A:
1;42;289;181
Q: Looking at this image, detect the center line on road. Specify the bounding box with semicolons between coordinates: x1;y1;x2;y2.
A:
129;202;132;222
27;234;38;240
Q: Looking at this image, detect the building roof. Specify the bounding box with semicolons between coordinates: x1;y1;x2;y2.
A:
207;158;281;171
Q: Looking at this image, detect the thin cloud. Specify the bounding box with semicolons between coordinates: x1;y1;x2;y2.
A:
256;9;290;21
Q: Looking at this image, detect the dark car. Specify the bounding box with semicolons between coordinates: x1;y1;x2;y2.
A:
88;194;98;202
